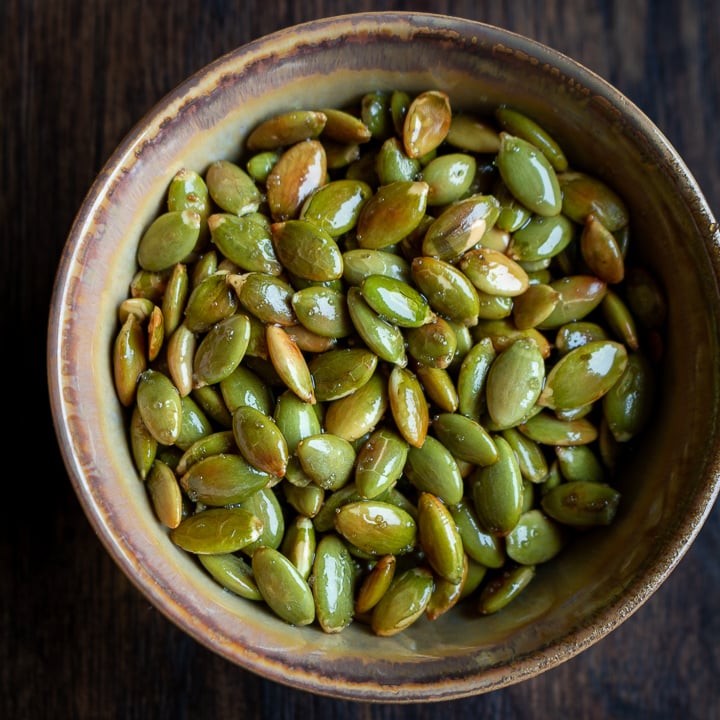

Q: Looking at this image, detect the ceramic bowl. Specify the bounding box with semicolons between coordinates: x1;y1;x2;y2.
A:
48;12;720;702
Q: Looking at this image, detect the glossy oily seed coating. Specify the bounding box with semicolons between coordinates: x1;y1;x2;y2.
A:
113;86;664;637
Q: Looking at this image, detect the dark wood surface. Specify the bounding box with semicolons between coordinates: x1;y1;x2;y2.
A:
4;1;719;717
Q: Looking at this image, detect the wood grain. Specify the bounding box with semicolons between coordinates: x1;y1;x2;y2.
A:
2;1;719;718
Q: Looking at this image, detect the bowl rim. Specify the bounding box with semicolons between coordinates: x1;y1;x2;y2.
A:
47;10;720;702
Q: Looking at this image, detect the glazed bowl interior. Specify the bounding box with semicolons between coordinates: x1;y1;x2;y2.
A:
48;12;720;702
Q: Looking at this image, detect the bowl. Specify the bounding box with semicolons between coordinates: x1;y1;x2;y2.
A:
47;12;720;702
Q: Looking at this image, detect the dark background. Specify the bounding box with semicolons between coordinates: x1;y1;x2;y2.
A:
3;1;720;718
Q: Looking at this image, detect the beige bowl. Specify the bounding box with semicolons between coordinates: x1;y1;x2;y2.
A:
48;12;720;702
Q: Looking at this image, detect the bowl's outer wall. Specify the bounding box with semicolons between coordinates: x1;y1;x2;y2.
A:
48;13;720;702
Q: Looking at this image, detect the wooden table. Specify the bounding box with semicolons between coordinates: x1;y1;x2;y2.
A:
4;1;719;717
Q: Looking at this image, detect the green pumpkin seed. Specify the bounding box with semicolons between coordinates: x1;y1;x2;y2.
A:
417;492;465;584
446;112;500;153
476;291;514;321
342;248;411;286
493;181;533;233
146;305;164;362
113;313;147;407
192;313;251;388
180;453;271;505
232;405;289;478
183;272;238;333
206;160;262;216
625;266;667;330
580;213;625;284
388;366;429;448
355;554;396;614
300;179;372;236
477;564;536;614
191;385;233;428
505;509;566;565
426;555;467;620
485;338;545;429
283;323;337;354
311;534;355;633
324;371;388;442
495;106;568;171
507;213;575;263
554;321;609;356
457;337;496;422
518;411;598;446
414;365;459;413
471;436;524;537
402;90;452;158
146;459;182;529
252;546;316;626
167;167;211;242
266;140;327;222
309;348;377;402
356;180;429;249
246;150;282;183
137;210;201;272
355;429;409;499
375;136;422;184
433;412;498;466
129;405;157;480
360;274;433;328
191;249;218;286
208;213;282;275
537;275;608;329
512;283;560;330
558;171;629;232
346;287;408;366
219;364;273;416
602;351;655;442
246;110;327;151
500;426;548;483
422;194;501;261
136;369;182;445
459;247;530;297
405;316;457;369
175;393;213;451
238;487;286;555
291;286;353;338
410;256;480;327
130;268;169;303
175;430;237;476
601;288;640;351
265;325;316;404
541;480;621;527
404;435;464;506
297;433;356;491
161;263;190;336
118;297;155;324
170;507;263;554
271;219;343;282
273;389;322;454
556;445;606;484
228;272;296;325
496;133;562;217
473;318;552;359
281;515;317;580
361;91;393;140
421;153;476;206
538;340;628;411
449;500;506;568
335;500;417;556
283;481;325;518
370;566;435;636
198;553;262;601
